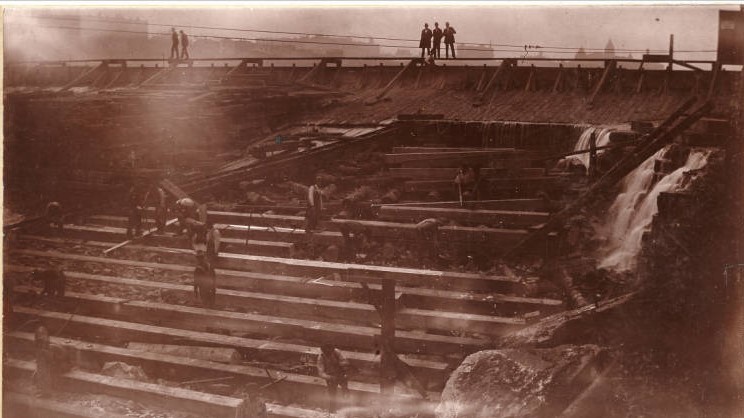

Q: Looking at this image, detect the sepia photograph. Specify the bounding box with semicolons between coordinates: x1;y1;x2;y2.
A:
2;2;743;417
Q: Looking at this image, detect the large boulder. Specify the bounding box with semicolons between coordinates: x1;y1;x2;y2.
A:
436;345;604;418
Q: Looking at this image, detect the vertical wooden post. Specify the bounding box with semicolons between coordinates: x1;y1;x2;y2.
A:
589;131;598;179
380;278;396;394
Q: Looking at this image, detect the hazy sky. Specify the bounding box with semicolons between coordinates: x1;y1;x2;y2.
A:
6;4;743;59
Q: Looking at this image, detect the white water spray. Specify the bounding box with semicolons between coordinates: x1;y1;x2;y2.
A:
599;148;712;272
568;126;617;168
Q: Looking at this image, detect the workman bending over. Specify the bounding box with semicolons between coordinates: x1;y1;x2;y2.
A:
317;344;350;413
45;201;64;232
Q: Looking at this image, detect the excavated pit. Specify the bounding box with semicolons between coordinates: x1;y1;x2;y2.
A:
4;57;743;418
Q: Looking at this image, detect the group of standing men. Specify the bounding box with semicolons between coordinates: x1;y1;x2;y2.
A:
419;21;457;59
170;28;190;60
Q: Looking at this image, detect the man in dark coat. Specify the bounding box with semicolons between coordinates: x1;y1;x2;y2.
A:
443;21;457;59
419;23;433;58
432;22;443;59
317;344;350;413
170;28;179;59
180;30;190;60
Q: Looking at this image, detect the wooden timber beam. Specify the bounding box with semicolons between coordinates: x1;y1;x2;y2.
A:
12;235;523;293
505;98;712;258
13;277;505;344
372;59;420;101
474;59;514;106
189;209;531;246
587;60;616;106
524;64;537;92
59;62;106;91
61;223;293;258
373;198;545;211
635;61;645;94
552;64;565;93
384;149;532;164
671;59;705;72
9;277;490;353
388;167;546;180
11;306;447;383
378;206;549;228
139;65;177;87
4;392;133;418
4;389;322;418
706;61;721;101
4;358;245;418
9;248;560;316
4;333;374;413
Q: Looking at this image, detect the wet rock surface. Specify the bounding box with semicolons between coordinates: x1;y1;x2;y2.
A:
436;345;603;418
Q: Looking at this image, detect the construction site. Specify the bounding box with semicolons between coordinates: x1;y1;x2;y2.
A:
3;5;744;418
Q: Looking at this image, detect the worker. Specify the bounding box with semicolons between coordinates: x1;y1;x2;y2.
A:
45;201;64;232
180;30;190;60
170;28;179;60
155;186;168;232
30;269;66;297
176;197;198;235
305;178;324;233
443;22;457;59
192;223;208;254
205;220;222;265
454;165;478;202
431;22;443;59
126;185;143;239
34;325;72;395
339;221;368;262
419;23;433;58
415;218;441;262
193;253;216;307
317;344;350;413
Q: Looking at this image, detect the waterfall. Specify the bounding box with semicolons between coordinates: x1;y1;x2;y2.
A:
598;148;712;272
568;126;617;168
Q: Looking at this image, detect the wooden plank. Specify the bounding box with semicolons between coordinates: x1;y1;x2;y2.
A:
160;179;191;200
59;63;104;91
384;149;528;164
12;239;521;293
3;390;324;418
378;206;549;228
62;223;293;258
391;147;490;153
373;199;545;212
3;333;400;409
4;358;244;418
552;63;564;93
375;59;418;100
9;249;560;315
102;218;179;255
12;280;500;346
587;60;616;106
388;167;545;180
3;391;132;418
11;306;447;382
403;176;561;194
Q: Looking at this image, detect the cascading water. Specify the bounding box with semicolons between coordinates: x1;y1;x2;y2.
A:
598;147;712;272
568;126;617;168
